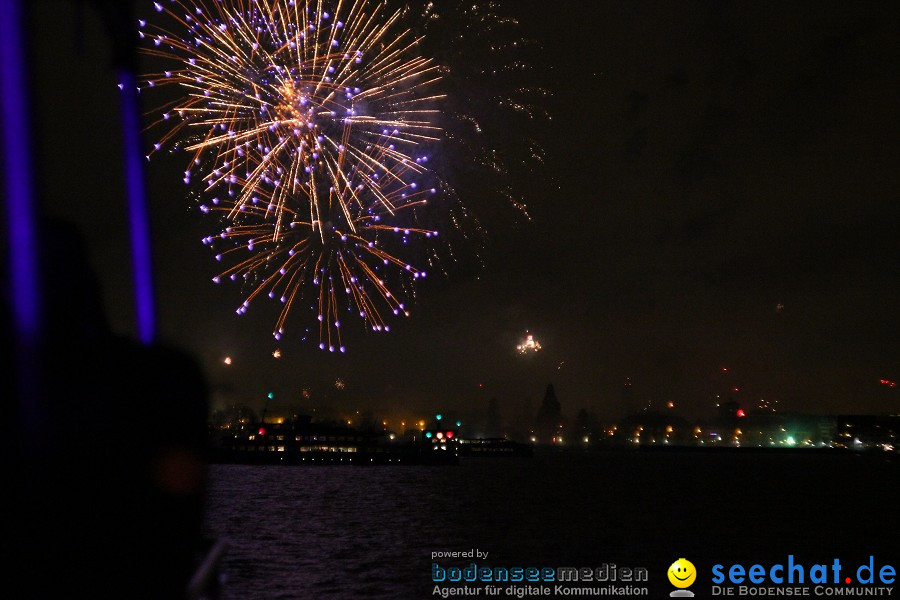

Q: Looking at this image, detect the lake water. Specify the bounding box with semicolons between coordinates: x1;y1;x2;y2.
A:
202;449;899;599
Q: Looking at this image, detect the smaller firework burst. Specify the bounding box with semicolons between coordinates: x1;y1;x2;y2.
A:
516;332;541;354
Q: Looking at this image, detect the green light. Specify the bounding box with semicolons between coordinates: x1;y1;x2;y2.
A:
786;436;796;446
425;432;433;438
436;414;443;421
456;421;462;427
268;392;274;400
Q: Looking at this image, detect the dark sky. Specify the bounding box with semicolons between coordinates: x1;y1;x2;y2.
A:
27;1;900;425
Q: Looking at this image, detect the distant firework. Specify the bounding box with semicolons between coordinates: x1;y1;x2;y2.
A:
757;398;778;412
516;332;541;354
140;0;547;350
334;378;346;390
415;0;550;269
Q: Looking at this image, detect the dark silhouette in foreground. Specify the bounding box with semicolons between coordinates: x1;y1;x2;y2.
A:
10;219;212;599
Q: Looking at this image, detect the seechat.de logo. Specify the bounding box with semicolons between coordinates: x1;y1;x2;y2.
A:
668;558;697;597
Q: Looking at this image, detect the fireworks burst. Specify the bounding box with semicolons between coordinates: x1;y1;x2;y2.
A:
516;332;541;354
415;0;550;268
140;0;547;349
141;0;445;350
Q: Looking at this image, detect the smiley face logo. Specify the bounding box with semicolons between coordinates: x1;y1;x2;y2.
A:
668;558;696;589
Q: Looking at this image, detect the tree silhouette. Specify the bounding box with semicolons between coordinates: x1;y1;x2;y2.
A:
535;384;563;441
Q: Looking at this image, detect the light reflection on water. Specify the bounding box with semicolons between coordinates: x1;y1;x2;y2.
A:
202;451;898;599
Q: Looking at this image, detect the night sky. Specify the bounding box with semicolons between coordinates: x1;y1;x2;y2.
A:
26;1;900;426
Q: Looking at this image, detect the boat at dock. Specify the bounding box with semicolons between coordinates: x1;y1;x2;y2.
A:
210;417;459;465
